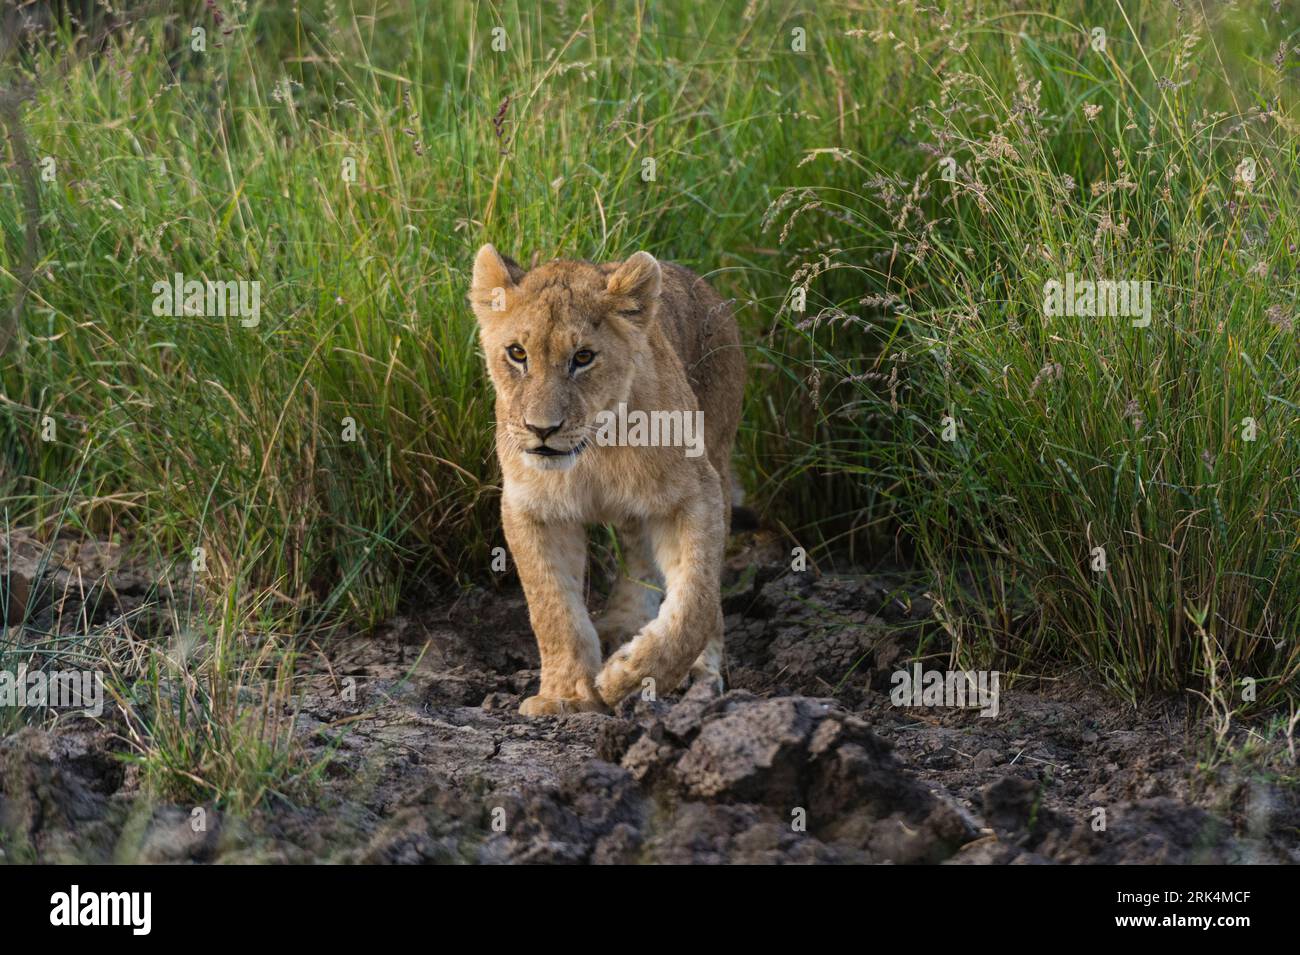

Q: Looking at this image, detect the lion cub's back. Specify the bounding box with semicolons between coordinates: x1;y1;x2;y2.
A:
655;261;745;452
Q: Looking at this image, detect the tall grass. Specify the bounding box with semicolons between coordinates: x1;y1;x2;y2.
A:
774;3;1300;706
3;0;873;618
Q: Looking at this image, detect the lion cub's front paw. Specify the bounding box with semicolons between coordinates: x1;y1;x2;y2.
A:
518;694;608;717
595;647;643;708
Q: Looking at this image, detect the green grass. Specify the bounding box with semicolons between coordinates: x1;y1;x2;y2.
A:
775;2;1300;708
1;0;1297;804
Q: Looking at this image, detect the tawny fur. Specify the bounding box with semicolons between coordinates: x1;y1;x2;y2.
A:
469;244;744;715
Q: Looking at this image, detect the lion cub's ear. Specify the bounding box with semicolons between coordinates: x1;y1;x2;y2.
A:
469;243;522;320
606;251;661;320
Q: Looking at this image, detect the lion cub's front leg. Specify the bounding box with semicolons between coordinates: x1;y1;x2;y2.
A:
502;502;606;716
595;488;725;707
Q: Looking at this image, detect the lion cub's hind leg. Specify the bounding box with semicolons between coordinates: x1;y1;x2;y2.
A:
595;520;662;657
687;630;725;697
686;463;731;696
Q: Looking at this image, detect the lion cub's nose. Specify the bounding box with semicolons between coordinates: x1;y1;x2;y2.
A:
525;419;564;441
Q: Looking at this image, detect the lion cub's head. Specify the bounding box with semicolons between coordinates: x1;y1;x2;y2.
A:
469;244;661;472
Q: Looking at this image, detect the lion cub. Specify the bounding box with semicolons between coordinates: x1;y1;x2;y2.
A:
469;245;745;715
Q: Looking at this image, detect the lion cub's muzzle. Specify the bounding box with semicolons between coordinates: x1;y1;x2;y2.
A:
519;427;589;470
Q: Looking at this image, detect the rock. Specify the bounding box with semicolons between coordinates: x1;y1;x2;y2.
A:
594;717;640;763
0;726;125;863
478;760;644;864
674;697;827;803
480;691;514;710
619;692;978;863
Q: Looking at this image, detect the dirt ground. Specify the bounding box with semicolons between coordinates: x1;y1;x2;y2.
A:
1;532;1297;864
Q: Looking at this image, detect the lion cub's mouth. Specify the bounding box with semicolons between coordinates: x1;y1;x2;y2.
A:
526;438;587;459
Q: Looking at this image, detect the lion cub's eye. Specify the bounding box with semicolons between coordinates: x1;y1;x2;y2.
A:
506;344;527;363
572;349;595;369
